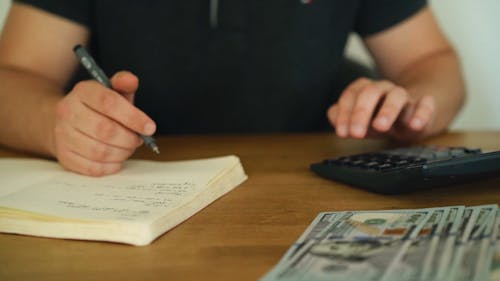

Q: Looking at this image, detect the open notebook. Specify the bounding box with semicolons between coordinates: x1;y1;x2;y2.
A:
0;155;247;246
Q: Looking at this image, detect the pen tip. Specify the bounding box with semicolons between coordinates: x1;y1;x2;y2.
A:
153;147;160;154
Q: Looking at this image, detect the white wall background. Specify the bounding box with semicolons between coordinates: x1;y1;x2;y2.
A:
0;0;10;32
432;0;500;130
1;0;499;129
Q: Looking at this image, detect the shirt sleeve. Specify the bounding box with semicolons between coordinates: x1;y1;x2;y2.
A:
14;0;91;27
354;0;427;37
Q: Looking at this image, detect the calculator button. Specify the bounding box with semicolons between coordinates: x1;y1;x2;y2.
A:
377;163;394;170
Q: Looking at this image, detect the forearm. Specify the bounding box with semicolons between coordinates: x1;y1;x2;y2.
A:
0;66;63;156
394;48;465;134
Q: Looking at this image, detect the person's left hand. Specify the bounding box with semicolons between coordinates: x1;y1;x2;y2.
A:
327;77;436;141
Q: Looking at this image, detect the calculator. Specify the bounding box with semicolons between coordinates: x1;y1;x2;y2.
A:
310;146;500;194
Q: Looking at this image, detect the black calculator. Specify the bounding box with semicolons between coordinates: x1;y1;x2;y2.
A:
310;146;500;194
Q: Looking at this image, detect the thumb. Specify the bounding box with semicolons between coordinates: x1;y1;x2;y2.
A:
110;70;139;103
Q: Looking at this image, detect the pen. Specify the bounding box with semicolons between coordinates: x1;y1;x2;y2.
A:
73;44;160;154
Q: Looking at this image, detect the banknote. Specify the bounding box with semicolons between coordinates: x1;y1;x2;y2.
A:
440;207;478;281
430;206;466;281
488;210;500;281
261;205;500;281
296;212;344;243
318;209;433;241
261;209;432;281
278;212;343;264
380;207;451;281
385;205;497;281
445;205;497;281
473;208;498;281
457;205;497;281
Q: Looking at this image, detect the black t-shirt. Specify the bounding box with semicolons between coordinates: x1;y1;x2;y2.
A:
15;0;426;134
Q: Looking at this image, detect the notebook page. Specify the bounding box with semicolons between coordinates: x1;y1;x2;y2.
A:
0;159;64;198
0;156;239;223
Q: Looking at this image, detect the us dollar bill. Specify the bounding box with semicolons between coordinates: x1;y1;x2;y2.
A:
278;211;343;264
457;205;497;281
431;206;467;281
261;209;432;281
488;210;500;281
473;208;498;281
445;205;497;281
379;207;453;281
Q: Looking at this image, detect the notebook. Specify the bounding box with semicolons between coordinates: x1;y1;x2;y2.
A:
0;155;247;246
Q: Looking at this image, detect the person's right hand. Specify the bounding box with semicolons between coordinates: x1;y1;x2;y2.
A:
51;71;156;176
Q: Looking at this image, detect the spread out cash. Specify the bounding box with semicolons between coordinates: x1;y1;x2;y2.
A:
261;205;500;281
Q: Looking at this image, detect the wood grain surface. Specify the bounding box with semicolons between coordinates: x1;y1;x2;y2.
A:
1;132;499;281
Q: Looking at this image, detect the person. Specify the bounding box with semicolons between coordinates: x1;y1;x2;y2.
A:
0;1;465;176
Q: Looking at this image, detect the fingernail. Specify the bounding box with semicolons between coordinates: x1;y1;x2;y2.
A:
411;118;423;129
336;125;347;137
352;124;365;137
376;117;389;128
144;123;156;135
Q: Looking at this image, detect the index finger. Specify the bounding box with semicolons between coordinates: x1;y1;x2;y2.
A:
75;81;156;136
409;95;435;131
349;81;394;138
335;78;372;137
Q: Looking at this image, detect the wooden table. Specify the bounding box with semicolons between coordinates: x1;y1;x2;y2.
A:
1;132;500;281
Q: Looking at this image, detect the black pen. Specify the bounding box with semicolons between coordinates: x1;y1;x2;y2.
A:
73;44;160;154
